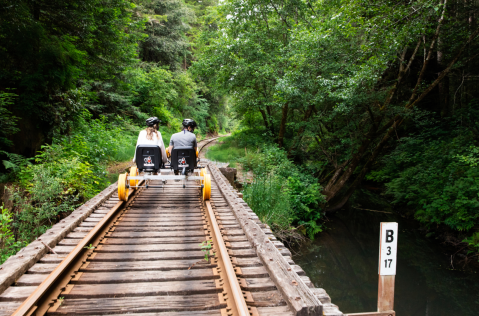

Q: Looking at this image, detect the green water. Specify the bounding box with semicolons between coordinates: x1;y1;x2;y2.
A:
291;208;479;315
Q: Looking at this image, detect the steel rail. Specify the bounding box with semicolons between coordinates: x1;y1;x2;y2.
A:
198;136;222;156
11;181;142;316
205;199;250;316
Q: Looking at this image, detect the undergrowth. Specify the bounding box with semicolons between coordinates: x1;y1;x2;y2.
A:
208;129;326;240
0;113;142;261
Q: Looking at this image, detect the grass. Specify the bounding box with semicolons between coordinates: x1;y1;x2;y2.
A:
205;136;249;163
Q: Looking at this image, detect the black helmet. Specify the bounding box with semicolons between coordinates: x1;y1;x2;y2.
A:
182;119;197;128
146;117;160;127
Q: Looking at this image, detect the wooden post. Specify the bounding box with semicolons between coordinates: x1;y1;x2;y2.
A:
377;223;398;312
377;275;395;312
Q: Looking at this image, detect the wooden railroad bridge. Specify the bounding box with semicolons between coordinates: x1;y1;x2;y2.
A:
0;139;346;316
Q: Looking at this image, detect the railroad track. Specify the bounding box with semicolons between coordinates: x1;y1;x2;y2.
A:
0;138;343;316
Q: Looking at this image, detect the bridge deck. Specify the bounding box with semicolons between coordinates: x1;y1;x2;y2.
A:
0;143;342;316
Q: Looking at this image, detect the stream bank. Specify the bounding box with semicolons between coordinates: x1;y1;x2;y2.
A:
203;139;479;315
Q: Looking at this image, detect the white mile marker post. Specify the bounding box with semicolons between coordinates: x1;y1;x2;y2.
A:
378;222;398;312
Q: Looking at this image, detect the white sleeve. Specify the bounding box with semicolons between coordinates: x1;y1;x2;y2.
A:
157;132;167;164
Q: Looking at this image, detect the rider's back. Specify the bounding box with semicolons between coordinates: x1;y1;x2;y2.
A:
169;130;197;149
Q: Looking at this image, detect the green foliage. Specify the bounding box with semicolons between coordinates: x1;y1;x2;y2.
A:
200;240;212;261
0;205;25;264
212;131;325;238
12;162;80;242
243;174;292;231
0;91;19;147
205;139;246;163
137;0;193;69
207;115;219;134
368;111;479;232
2;113;140;255
463;233;479;259
0;0;144;122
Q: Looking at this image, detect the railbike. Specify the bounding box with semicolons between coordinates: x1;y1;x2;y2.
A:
117;145;211;201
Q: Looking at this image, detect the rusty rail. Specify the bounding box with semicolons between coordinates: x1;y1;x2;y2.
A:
205;200;249;316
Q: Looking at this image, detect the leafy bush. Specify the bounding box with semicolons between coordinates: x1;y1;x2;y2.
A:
0;112;142;257
0;91;19;147
243;174;292;230
0;205;25;264
367;110;479;258
12;161;80;242
370;127;479;232
236;137;325;239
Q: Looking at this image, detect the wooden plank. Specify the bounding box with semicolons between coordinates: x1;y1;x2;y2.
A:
48;295;224;315
241;278;276;291
74;269;216;284
0;301;22;316
121;213;202;218
235;257;294;267
39;254;67;264
345;312;395;316
73;227;93;232
64;232;88;239
239;265;308;278
223;229;246;236
232;248;291;257
108;231;207;238
96;244;204;252
56;312;222;316
250;290;287;307
64;280;220;298
58;239;82;246
120;216;203;221
15;274;47;286
114;221;204;228
101;236;206;245
17;269;217;286
256;306;295;316
121;215;204;221
111;226;205;232
0;286;37;301
90;250;209;261
27;264;58;274
81;260;215;272
83;218;101;222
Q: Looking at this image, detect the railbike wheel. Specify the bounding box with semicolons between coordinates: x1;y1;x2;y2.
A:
129;166;138;188
200;168;207;185
203;174;211;200
118;173;129;201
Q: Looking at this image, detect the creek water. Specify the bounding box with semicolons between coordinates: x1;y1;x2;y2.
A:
291;207;479;315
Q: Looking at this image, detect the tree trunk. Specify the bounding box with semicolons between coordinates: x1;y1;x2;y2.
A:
259;109;270;131
277;103;289;147
266;106;275;135
287;104;315;156
438;0;449;117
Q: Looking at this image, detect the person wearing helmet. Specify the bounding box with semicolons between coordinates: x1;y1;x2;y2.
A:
167;119;198;153
132;117;167;165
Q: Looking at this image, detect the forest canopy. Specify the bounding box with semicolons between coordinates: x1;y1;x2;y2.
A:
194;0;479;238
